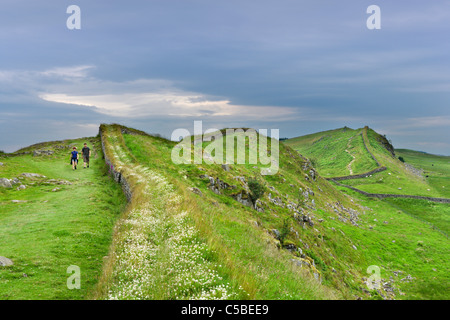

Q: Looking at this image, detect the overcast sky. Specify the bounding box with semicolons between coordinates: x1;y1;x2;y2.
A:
0;0;449;154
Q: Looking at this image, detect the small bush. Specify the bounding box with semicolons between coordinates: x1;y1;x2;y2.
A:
278;218;291;245
248;177;265;202
398;156;405;163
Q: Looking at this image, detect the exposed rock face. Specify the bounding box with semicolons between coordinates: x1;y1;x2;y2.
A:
190;187;203;196
43;179;72;185
208;177;231;194
376;134;395;157
254;199;265;212
233;191;253;208
22;173;46;178
290;258;321;283
309;169;316;181
0;257;13;267
268;193;284;207
328;201;360;226
33;150;54;157
10;178;20;185
0;178;12;188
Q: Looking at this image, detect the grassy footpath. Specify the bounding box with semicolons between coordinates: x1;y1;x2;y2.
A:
95;125;340;300
0;138;126;299
285;128;378;177
1;125;448;300
119;131;336;299
102;125;449;300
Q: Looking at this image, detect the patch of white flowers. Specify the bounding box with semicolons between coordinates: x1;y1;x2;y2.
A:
106;141;242;300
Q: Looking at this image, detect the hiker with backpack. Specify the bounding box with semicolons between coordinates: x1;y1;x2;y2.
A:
71;147;79;170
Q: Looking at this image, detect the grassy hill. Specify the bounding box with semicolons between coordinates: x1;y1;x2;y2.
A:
284;127;379;177
395;149;450;198
0;137;126;299
1;124;448;300
285;126;449;198
285;126;450;298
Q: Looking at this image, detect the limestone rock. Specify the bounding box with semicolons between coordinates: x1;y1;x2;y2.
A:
233;191;253;207
0;178;12;188
22;173;46;179
190;187;203;196
0;256;13;267
10;178;20;185
33;150;54;157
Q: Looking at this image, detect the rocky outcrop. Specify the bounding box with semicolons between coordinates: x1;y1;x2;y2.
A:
208;177;232;194
290;257;321;283
21;173;46;179
232;190;253;208
190;187;203;196
33;150;54;157
0;178;12;188
0;256;13;267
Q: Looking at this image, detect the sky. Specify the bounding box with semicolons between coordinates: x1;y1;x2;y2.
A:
0;0;449;154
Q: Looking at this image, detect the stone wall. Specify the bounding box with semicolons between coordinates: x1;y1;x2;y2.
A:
361;129;381;166
326;166;387;181
332;180;450;203
99;128;133;202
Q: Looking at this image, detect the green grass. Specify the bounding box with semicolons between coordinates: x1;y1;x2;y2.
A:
285;127;379;177
286;127;449;198
396;149;450;198
106;125;449;300
285;126;449;299
383;198;450;236
332;183;450;300
1;124;448;300
110;130;337;299
0;138;126;299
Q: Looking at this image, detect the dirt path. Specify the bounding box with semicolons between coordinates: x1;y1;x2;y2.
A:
345;136;356;175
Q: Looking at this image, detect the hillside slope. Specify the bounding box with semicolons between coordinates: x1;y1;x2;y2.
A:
95;124;449;300
0;137;126;299
285;126;448;199
1;125;448;300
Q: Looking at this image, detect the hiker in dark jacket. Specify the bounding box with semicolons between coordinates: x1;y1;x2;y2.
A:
71;147;79;170
81;143;91;169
